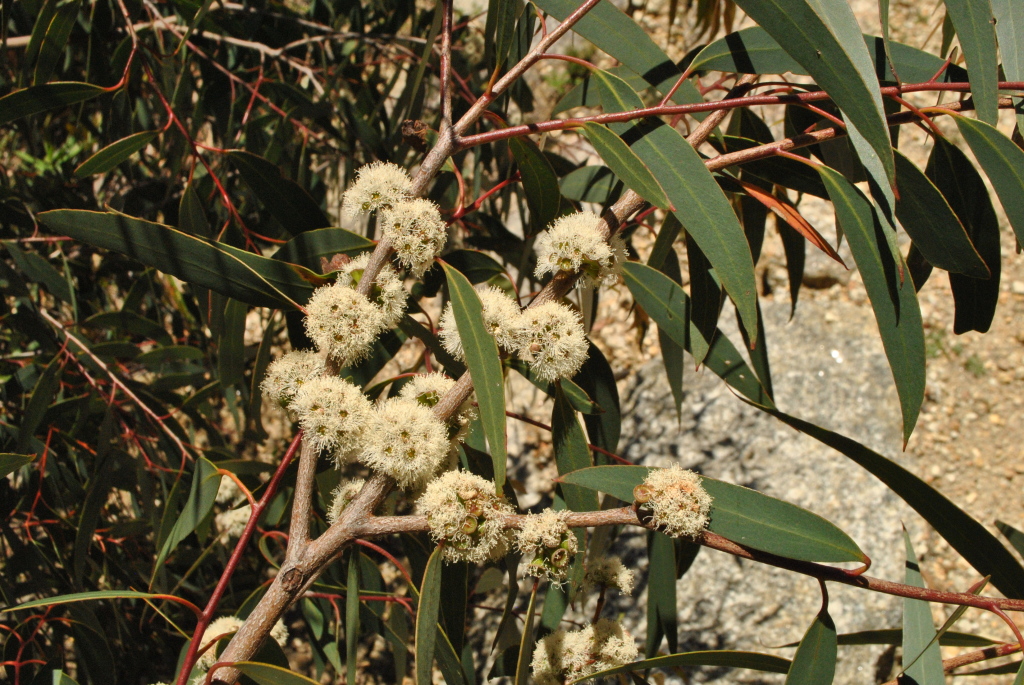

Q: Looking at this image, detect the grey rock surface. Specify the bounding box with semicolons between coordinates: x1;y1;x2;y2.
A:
598;297;918;684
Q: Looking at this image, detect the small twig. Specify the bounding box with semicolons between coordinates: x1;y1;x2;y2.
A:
439;0;454;132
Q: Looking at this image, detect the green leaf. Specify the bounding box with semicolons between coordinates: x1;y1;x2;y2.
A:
509;360;601;414
691;28;967;83
493;0;524;68
645;531;678;656
559;165;622;204
346;554;360;685
621;261;773;407
32;0;80;85
925;136;1001;334
573;341;621;453
997;520;1024;559
0;82;105;125
38;209;314;309
901;530;945;684
767;411;1024;599
3;590;186;613
941;0;999;124
727;0;894;187
892;150;989;278
531;0;682;96
218;299;248;390
513;582;538;685
509;137;562;233
560;465;866;563
785;608;837;685
953;115;1024;247
17;354;63;454
582;123;670;210
442;262;507;491
74;130;158;178
595;70;758;340
787;628;999;647
684;231;722;367
552;387;599;514
3;241;74;303
992;0;1024;129
53;671;80;685
574;650;792;681
233;662;321;685
816;166;924;444
0;453;34;479
153;457;221;571
415;546;444;685
272;228;375;271
228;151;330;234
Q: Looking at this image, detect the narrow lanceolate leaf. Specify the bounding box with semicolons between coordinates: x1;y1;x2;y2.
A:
509;137;561;233
17;355;63;454
953;115;1024;246
346;555;360;685
415;547;444;685
2;590;187;613
0;82;105;125
513;582;539;685
768;412;1024;600
32;0;81;86
892;150;988;278
510;360;602;414
74;131;159;178
997;520;1024;559
645;532;678;656
941;0;999;124
785;609;837;684
622;261;773;407
271;228;374;271
727;0;894;187
552;388;599;515
233;662;321;685
582;123;670;210
690;28;967;83
926;136;1001;334
817;166;924;444
596;71;758;340
573;650;792;682
901;530;945;684
228;151;331;234
0;453;34;479
992;0;1024;128
38;209;313;308
441;263;507;491
153;458;221;571
560;466;866;563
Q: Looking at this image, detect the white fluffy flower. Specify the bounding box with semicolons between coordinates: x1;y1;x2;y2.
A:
292;376;373;463
358;397;450;488
439;286;523;360
418;470;515;564
516;509;578;583
216;476;245;506
342;161;412;217
584;556;634;595
634;466;713;538
304;281;386;367
214;505;250;542
517;301;589;382
196;616;288;671
398;372;476;438
380;198;447;276
534;211;626;286
260;350;326;411
334;252;407;329
327;478;366;525
531;619;638;685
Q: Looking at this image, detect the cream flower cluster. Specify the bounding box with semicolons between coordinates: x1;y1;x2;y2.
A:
214;504;250;541
531;618;638;685
359;396;451;488
261;350;325;411
398;372;476;439
439;287;589;383
292;376;373;465
333;252;407;330
196;616;288;671
327;478;366;525
534;211;627;286
516;509;578;583
342;162;447;276
418;470;515;563
583;556;635;595
634;466;713;538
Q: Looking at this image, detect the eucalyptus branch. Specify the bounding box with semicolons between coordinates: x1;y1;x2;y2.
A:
878;642;1021;683
454;81;1024;150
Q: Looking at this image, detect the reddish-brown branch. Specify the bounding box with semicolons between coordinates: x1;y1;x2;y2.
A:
880;643;1021;684
174;432;303;685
